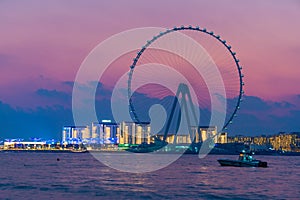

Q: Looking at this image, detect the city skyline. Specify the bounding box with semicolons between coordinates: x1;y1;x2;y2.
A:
2;120;299;154
1;0;300;139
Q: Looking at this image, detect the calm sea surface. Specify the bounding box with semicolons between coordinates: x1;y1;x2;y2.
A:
0;152;299;200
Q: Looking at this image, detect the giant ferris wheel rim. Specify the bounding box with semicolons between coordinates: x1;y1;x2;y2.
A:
127;25;244;131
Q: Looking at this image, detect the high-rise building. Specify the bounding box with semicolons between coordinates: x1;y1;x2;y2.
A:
190;126;218;143
175;135;192;144
82;126;90;139
217;132;227;144
62;126;72;142
91;120;118;144
119;122;151;144
62;126;89;143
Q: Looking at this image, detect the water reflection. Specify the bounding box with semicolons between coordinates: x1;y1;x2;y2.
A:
0;153;299;199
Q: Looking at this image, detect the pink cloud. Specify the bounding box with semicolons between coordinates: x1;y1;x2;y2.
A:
0;0;300;108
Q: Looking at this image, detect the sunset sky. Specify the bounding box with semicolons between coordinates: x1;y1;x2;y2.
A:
1;0;300;139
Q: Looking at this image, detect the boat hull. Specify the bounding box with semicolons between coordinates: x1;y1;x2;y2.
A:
218;159;267;167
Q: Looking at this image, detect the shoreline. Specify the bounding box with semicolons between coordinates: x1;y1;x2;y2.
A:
1;149;300;156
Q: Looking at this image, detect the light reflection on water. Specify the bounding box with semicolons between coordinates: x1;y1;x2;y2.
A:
0;152;299;199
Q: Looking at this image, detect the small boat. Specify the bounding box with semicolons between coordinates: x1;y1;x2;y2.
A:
69;148;88;153
218;150;268;167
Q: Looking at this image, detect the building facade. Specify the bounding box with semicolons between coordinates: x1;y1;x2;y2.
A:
62;126;90;143
118;122;151;145
91;120;119;144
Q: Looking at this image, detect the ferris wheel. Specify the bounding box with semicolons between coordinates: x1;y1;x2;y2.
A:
127;25;244;138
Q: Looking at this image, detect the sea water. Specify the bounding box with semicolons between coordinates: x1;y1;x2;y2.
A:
0;152;299;199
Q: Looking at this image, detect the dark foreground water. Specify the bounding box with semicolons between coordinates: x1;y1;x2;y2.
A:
0;152;299;200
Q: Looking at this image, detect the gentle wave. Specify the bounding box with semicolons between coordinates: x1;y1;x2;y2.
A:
0;152;299;199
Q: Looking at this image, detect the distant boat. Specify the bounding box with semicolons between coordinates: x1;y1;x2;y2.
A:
218;150;268;167
69;148;88;153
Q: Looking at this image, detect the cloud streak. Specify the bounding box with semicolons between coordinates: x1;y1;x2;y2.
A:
1;86;300;138
0;1;300;138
